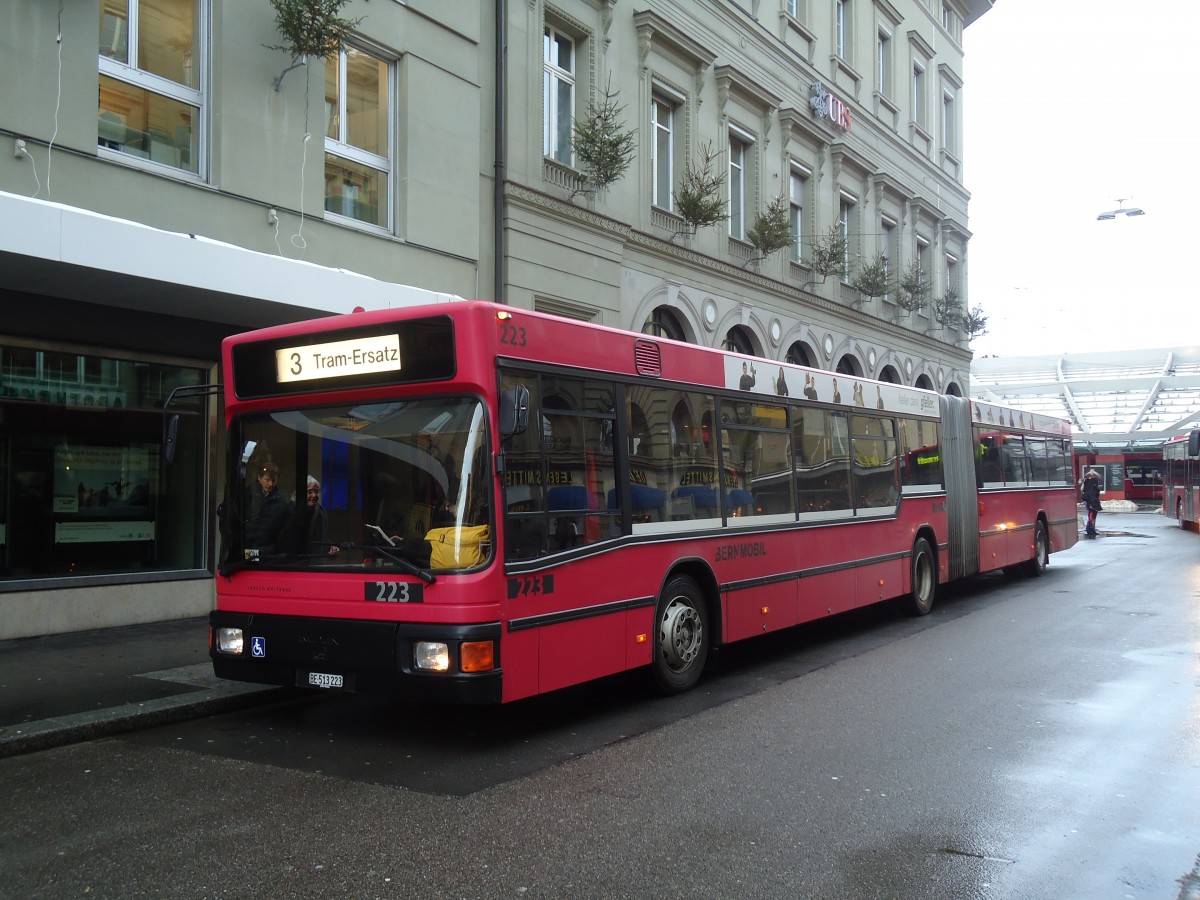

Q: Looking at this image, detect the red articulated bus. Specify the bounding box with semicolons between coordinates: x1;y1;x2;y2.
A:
207;301;1078;703
1163;429;1200;530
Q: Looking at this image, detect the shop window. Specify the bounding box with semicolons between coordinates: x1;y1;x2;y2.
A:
0;344;209;582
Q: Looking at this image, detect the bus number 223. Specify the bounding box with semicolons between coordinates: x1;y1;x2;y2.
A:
499;324;527;347
366;582;423;603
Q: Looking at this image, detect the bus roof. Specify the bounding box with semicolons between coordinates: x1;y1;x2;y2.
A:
223;300;1071;435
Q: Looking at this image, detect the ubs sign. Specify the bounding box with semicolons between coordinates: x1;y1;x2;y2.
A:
810;81;852;133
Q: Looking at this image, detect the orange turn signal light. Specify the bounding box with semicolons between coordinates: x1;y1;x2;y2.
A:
461;641;495;673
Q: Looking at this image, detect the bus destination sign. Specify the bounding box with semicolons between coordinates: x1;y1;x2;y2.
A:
275;334;402;384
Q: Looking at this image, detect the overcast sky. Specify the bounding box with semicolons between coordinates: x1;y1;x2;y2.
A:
962;1;1199;359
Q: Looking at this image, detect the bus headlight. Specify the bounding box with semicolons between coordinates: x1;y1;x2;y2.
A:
415;641;450;672
215;627;244;655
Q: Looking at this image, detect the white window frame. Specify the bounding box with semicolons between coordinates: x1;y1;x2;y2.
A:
835;0;849;60
838;194;856;282
651;94;675;211
945;253;959;295
324;42;394;230
97;0;205;176
941;88;957;153
543;25;576;166
876;29;891;95
915;235;930;311
789;164;809;263
728;130;751;240
880;218;895;298
912;62;926;129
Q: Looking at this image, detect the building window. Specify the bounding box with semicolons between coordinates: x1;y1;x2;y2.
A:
881;218;895;297
642;306;686;341
97;0;202;174
942;88;957;154
876;30;891;95
945;254;959;296
651;95;674;210
789;167;807;263
723;326;754;355
0;343;209;582
543;26;575;166
839;197;855;282
835;0;849;60
912;63;926;129
324;44;391;229
915;236;929;311
941;4;961;39
729;135;747;240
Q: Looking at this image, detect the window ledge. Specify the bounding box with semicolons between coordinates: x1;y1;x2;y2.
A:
97;145;204;183
831;54;862;87
874;90;899;115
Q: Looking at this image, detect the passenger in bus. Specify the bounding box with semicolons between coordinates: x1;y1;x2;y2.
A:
296;476;339;557
246;462;291;554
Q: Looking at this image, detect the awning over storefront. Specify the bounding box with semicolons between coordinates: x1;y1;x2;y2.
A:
0;190;462;331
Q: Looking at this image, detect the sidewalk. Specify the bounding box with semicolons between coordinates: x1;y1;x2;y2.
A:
0;616;284;758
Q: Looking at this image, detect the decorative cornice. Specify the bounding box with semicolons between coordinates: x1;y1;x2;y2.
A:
632;10;717;72
503;181;968;359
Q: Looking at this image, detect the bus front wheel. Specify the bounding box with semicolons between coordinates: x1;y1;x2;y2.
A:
651;575;710;694
1023;521;1048;577
903;538;936;617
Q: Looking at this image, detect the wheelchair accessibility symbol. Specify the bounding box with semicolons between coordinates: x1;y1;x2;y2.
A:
250;636;267;658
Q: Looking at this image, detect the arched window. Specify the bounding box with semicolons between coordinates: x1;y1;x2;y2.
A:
914;374;934;390
835;354;862;377
722;326;754;355
878;365;901;383
944;382;963;397
785;341;816;367
642;306;686;341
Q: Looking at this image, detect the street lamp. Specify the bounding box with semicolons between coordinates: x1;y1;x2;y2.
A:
1096;198;1145;220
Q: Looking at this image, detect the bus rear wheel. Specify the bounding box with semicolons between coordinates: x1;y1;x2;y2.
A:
903;537;936;617
651;575;709;694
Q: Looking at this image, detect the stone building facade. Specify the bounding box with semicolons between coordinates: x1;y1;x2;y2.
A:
0;0;987;636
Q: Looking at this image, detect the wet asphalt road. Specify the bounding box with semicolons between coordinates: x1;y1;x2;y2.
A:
2;511;1199;899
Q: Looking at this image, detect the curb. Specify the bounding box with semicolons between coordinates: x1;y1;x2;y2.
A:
0;683;288;759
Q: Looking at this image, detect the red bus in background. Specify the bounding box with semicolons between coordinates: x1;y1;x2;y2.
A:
207;301;1078;704
1163;429;1200;530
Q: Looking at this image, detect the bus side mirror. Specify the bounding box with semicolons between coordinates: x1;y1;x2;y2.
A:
499;384;530;439
163;414;180;464
1189;429;1200;457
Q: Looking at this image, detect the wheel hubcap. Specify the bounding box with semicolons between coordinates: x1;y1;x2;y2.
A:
660;599;702;671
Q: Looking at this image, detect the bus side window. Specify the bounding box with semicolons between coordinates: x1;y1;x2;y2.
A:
975;430;1005;486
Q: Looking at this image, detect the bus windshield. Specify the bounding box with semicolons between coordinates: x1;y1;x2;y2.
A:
222;397;491;571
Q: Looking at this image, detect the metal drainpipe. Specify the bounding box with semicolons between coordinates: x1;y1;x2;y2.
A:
493;0;506;304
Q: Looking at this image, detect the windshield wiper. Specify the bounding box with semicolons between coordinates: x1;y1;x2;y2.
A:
337;542;436;584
